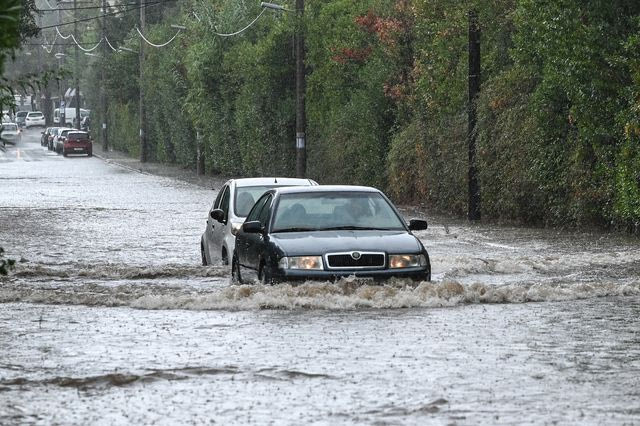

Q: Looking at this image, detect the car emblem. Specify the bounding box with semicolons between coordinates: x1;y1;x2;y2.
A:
351;251;361;260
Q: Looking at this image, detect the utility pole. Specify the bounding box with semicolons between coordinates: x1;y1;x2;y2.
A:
467;10;481;221
295;0;306;178
101;0;108;150
139;0;147;162
74;0;80;129
58;8;65;127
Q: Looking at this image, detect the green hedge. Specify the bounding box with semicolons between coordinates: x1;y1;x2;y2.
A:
88;0;640;230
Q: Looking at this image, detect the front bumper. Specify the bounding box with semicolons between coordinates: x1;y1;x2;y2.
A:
273;266;430;282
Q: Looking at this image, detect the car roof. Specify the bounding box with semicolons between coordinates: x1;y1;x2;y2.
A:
272;185;381;195
232;177;317;187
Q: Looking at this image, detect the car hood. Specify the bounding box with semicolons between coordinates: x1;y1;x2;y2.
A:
270;230;423;256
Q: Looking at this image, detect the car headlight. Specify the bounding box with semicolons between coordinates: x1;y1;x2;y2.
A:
389;254;427;269
230;222;243;236
278;256;324;270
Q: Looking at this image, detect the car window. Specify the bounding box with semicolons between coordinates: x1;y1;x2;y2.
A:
234;185;287;217
212;185;226;211
257;195;273;227
219;186;230;220
2;124;17;132
272;192;405;232
28;112;43;118
246;194;270;222
68;132;89;141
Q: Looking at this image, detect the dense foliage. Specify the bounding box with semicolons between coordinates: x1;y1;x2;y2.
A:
86;0;640;229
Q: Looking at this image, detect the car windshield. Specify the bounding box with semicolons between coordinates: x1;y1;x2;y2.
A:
272;192;405;232
234;185;292;217
2;124;17;132
68;132;88;141
16;112;28;118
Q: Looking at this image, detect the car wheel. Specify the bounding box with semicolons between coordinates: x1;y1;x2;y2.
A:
221;248;228;266
231;253;243;285
201;242;208;266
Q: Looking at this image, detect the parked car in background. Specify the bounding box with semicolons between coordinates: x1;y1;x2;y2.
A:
15;111;29;128
53;128;75;153
41;127;59;147
201;177;318;266
25;111;45;128
0;123;22;145
62;131;92;157
231;185;431;284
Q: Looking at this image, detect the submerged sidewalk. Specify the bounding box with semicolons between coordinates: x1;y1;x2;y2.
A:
94;144;228;191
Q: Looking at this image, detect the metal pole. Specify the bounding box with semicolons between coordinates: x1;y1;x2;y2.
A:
295;0;306;178
101;0;108;150
74;0;80;129
196;130;205;175
139;0;147;162
468;10;481;221
58;8;65;127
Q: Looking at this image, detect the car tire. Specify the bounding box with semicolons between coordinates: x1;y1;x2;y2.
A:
231;253;243;285
87;150;92;157
201;242;208;266
222;248;228;266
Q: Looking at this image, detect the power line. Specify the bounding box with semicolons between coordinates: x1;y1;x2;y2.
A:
37;2;162;30
37;0;176;11
212;8;267;37
135;26;182;48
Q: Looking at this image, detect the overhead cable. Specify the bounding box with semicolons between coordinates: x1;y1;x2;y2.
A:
212;8;266;37
38;2;161;30
135;26;182;48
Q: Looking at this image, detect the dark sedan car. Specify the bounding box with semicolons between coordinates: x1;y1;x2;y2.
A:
232;185;430;284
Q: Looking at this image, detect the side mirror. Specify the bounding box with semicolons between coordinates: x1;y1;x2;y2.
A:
408;219;428;231
242;221;264;234
210;209;225;223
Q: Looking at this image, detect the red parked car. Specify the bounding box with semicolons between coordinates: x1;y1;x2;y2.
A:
62;131;92;157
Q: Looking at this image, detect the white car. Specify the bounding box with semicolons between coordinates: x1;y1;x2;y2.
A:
0;123;21;145
50;127;74;151
201;177;318;266
25;111;45;128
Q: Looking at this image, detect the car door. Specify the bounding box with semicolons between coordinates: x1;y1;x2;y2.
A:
238;194;270;269
208;185;229;262
244;194;273;272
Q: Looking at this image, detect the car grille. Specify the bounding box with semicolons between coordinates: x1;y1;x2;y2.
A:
326;252;385;269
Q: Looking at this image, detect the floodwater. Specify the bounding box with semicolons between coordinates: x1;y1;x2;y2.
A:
1;129;639;425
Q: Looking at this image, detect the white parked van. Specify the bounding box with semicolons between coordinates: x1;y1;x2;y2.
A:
53;108;90;126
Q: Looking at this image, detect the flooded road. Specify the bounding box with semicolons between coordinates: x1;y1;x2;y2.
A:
1;129;639;424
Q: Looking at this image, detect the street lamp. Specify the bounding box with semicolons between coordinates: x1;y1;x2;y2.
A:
261;2;290;11
261;0;306;178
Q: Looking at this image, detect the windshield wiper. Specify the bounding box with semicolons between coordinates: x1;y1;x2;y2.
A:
273;227;320;233
320;226;397;231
